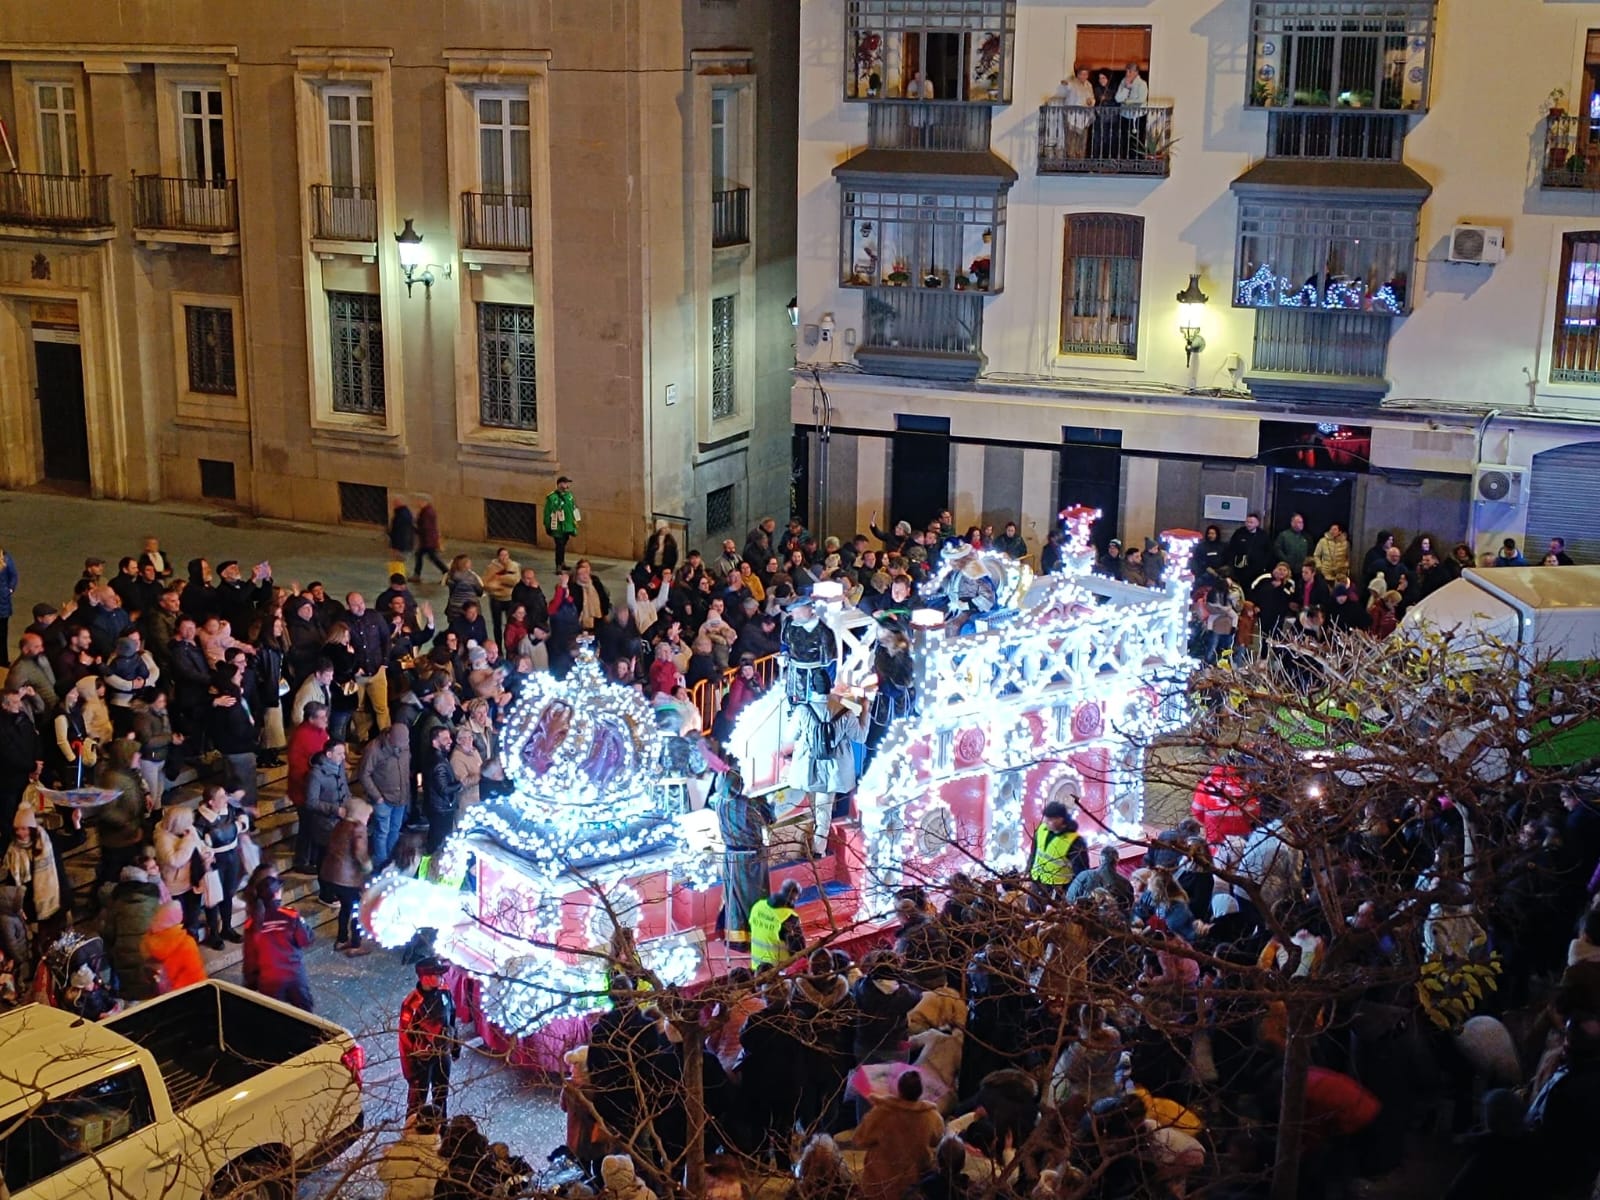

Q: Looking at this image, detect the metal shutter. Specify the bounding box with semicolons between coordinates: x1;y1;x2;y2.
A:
1526;440;1600;566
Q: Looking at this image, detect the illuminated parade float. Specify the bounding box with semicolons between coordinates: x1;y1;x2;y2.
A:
363;511;1197;1058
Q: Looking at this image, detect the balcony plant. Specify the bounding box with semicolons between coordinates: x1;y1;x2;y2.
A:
886;260;911;286
968;255;991;290
953;272;971;292
923;269;946;289
1548;87;1568;119
856;32;883;98
1251;79;1282;107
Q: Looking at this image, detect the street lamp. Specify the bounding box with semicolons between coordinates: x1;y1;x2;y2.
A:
1176;273;1209;366
394;218;452;297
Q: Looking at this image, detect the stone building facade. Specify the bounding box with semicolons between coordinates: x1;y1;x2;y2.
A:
0;0;798;559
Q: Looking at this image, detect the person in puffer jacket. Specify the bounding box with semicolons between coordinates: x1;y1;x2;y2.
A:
301;741;351;882
600;1154;658;1200
141;900;206;993
100;861;164;1000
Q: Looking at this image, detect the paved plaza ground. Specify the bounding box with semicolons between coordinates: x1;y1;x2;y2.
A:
0;487;633;631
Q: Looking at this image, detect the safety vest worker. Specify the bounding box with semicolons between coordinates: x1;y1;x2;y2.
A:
1029;802;1086;887
748;883;803;968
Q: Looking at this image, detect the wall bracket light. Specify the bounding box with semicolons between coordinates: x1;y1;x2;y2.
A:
1176;273;1209;366
395;218;453;297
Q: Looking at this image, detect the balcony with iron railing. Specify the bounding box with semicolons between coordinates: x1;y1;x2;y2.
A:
1037;104;1173;176
856;286;985;381
1543;114;1600;190
0;171;113;233
1246;309;1393;404
712;186;749;248
131;175;238;234
1267;111;1405;161
868;102;992;152
310;183;377;242
461;191;533;251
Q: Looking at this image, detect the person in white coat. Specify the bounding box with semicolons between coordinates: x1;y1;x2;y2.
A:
377;1105;447;1200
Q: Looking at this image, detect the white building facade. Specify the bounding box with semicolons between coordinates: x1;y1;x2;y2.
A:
792;0;1600;566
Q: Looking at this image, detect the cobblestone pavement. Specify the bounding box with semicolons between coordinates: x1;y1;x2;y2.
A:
0;488;633;629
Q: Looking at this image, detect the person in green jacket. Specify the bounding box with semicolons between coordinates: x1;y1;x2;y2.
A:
1273;513;1309;576
543;476;580;571
92;739;151;908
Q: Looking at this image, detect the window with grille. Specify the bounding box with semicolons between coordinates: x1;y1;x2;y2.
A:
711;295;736;420
338;481;388;526
328;291;385;415
485;498;541;545
198;458;236;501
1248;1;1434;112
1553;232;1600;385
185;305;237;395
1060;214;1143;357
841;187;1006;292
477;302;537;430
845;0;1016;102
706;484;736;535
1234;199;1417;313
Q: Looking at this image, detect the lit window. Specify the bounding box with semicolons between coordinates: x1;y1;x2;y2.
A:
1554;232;1600;384
1060;214;1143;357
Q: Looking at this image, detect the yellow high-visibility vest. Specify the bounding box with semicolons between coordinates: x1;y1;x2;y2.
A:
1031;825;1080;886
748;898;799;968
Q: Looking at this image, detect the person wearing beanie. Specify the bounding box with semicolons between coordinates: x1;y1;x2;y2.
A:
600;1154;658;1200
3;803;62;933
101;852;165;999
141;898;207;993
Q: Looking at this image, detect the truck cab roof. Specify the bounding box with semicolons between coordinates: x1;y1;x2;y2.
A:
0;1005;146;1116
1464;566;1600;611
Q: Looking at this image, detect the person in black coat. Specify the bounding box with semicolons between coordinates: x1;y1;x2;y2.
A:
850;951;922;1065
1249;564;1295;638
1227;516;1272;583
586;980;661;1151
0;688;42;835
509;569;550;633
168;618;212;743
1191;525;1227;579
213;561;273;634
739;982;809;1161
389;503;416;559
181;559;217;622
422;725;461;853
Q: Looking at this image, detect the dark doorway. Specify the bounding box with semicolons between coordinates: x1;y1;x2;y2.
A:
923;32;964;99
1268;469;1354;548
1058;427;1122;553
34;339;90;486
890;415;950;531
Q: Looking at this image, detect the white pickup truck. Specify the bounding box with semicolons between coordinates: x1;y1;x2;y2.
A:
0;979;365;1200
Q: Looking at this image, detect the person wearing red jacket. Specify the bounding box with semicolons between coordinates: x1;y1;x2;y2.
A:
286;702;331;874
241;871;314;1012
400;957;460;1120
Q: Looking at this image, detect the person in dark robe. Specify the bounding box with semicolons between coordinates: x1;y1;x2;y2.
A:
717;770;773;951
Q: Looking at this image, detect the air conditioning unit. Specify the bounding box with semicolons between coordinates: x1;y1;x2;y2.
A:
1448;225;1506;265
1473;463;1525;504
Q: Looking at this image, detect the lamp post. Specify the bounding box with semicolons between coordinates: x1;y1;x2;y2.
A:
1176;273;1209;366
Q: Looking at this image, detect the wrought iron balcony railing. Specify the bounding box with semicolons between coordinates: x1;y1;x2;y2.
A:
1543;114;1600;190
1037;104;1173;176
711;186;749;248
461;191;534;251
310;183;377;241
0;171;113;229
132;175;238;232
